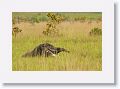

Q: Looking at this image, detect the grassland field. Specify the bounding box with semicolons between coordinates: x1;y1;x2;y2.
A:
12;12;102;71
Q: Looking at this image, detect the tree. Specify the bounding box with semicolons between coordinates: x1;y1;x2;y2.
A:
43;13;64;36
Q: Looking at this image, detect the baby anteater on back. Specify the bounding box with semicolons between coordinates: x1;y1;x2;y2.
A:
22;43;69;57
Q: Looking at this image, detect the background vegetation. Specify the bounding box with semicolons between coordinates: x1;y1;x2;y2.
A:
12;12;102;71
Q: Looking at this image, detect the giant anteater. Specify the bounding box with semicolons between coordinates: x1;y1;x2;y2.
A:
22;43;69;57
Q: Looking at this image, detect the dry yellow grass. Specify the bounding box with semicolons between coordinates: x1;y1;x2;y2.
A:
13;21;102;37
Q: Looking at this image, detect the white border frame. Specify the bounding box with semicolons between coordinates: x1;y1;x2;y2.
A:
0;0;114;83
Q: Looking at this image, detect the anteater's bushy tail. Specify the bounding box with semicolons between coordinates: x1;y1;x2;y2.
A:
22;51;32;57
21;47;39;57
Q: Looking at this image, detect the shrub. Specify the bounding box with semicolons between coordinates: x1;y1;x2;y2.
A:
31;16;41;24
12;27;22;37
43;13;64;36
89;27;102;35
74;17;80;21
79;16;86;22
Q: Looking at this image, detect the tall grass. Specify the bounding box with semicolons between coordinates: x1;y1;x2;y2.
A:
12;21;102;71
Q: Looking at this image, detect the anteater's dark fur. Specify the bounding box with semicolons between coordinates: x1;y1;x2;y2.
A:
22;43;69;57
